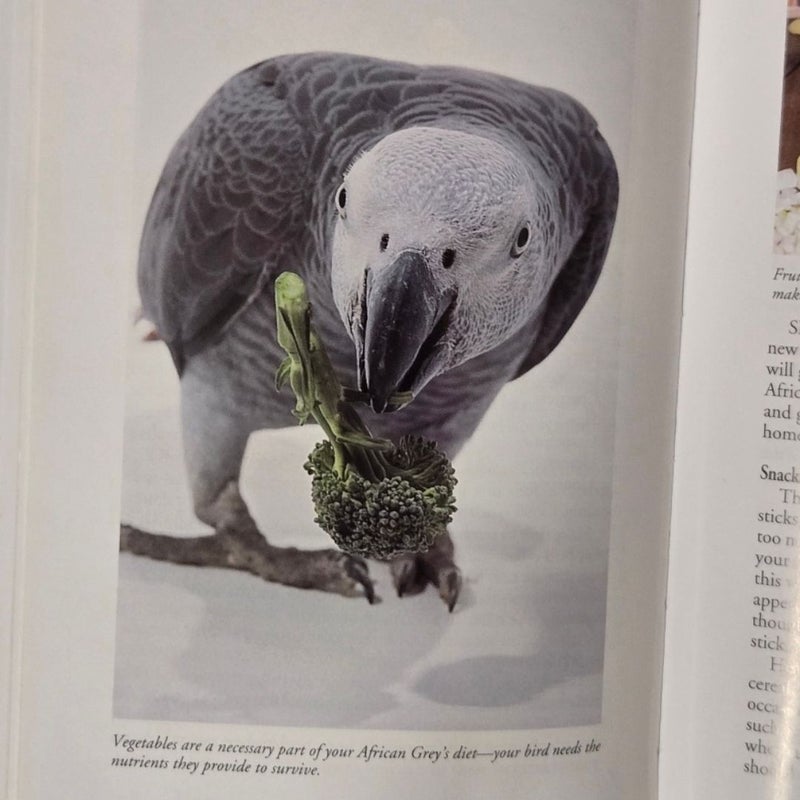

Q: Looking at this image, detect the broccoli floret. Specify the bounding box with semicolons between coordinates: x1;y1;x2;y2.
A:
305;437;456;558
274;271;457;559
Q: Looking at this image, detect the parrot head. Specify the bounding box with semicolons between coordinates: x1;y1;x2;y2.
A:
330;126;557;413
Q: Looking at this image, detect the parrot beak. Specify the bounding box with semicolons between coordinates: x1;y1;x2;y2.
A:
357;250;455;413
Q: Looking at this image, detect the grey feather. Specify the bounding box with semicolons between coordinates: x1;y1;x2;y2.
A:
138;52;617;382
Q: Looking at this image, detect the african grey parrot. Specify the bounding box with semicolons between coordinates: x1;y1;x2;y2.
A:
122;52;618;611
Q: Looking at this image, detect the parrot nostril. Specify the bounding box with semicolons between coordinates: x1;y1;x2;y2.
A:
441;249;456;269
379;233;389;252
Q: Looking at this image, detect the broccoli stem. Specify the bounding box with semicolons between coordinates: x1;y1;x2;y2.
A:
274;271;395;481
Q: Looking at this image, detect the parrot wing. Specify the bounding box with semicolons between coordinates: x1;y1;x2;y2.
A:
138;53;617;375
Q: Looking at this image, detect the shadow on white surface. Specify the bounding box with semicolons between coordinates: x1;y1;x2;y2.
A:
114;291;612;730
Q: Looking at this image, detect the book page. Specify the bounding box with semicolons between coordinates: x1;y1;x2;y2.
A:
659;2;793;798
11;1;695;798
0;1;38;795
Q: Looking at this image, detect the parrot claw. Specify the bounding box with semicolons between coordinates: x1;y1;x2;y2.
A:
391;555;428;598
389;531;462;611
342;552;377;604
439;566;462;613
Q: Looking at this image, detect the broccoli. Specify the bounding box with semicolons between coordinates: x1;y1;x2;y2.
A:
274;271;457;559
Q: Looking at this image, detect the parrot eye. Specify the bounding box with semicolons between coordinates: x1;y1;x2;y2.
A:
512;223;531;257
335;184;347;217
441;249;456;269
380;233;389;251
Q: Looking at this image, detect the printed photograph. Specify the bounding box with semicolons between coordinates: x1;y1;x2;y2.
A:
775;1;800;254
114;0;635;730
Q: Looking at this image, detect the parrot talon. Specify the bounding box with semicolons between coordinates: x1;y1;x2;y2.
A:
389;554;430;598
391;560;410;598
439;567;462;613
343;553;377;604
389;530;461;610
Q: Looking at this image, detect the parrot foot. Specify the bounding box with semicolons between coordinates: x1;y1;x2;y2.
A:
389;529;462;612
119;523;376;603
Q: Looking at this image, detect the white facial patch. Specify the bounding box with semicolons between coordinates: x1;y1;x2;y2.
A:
346;127;533;244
